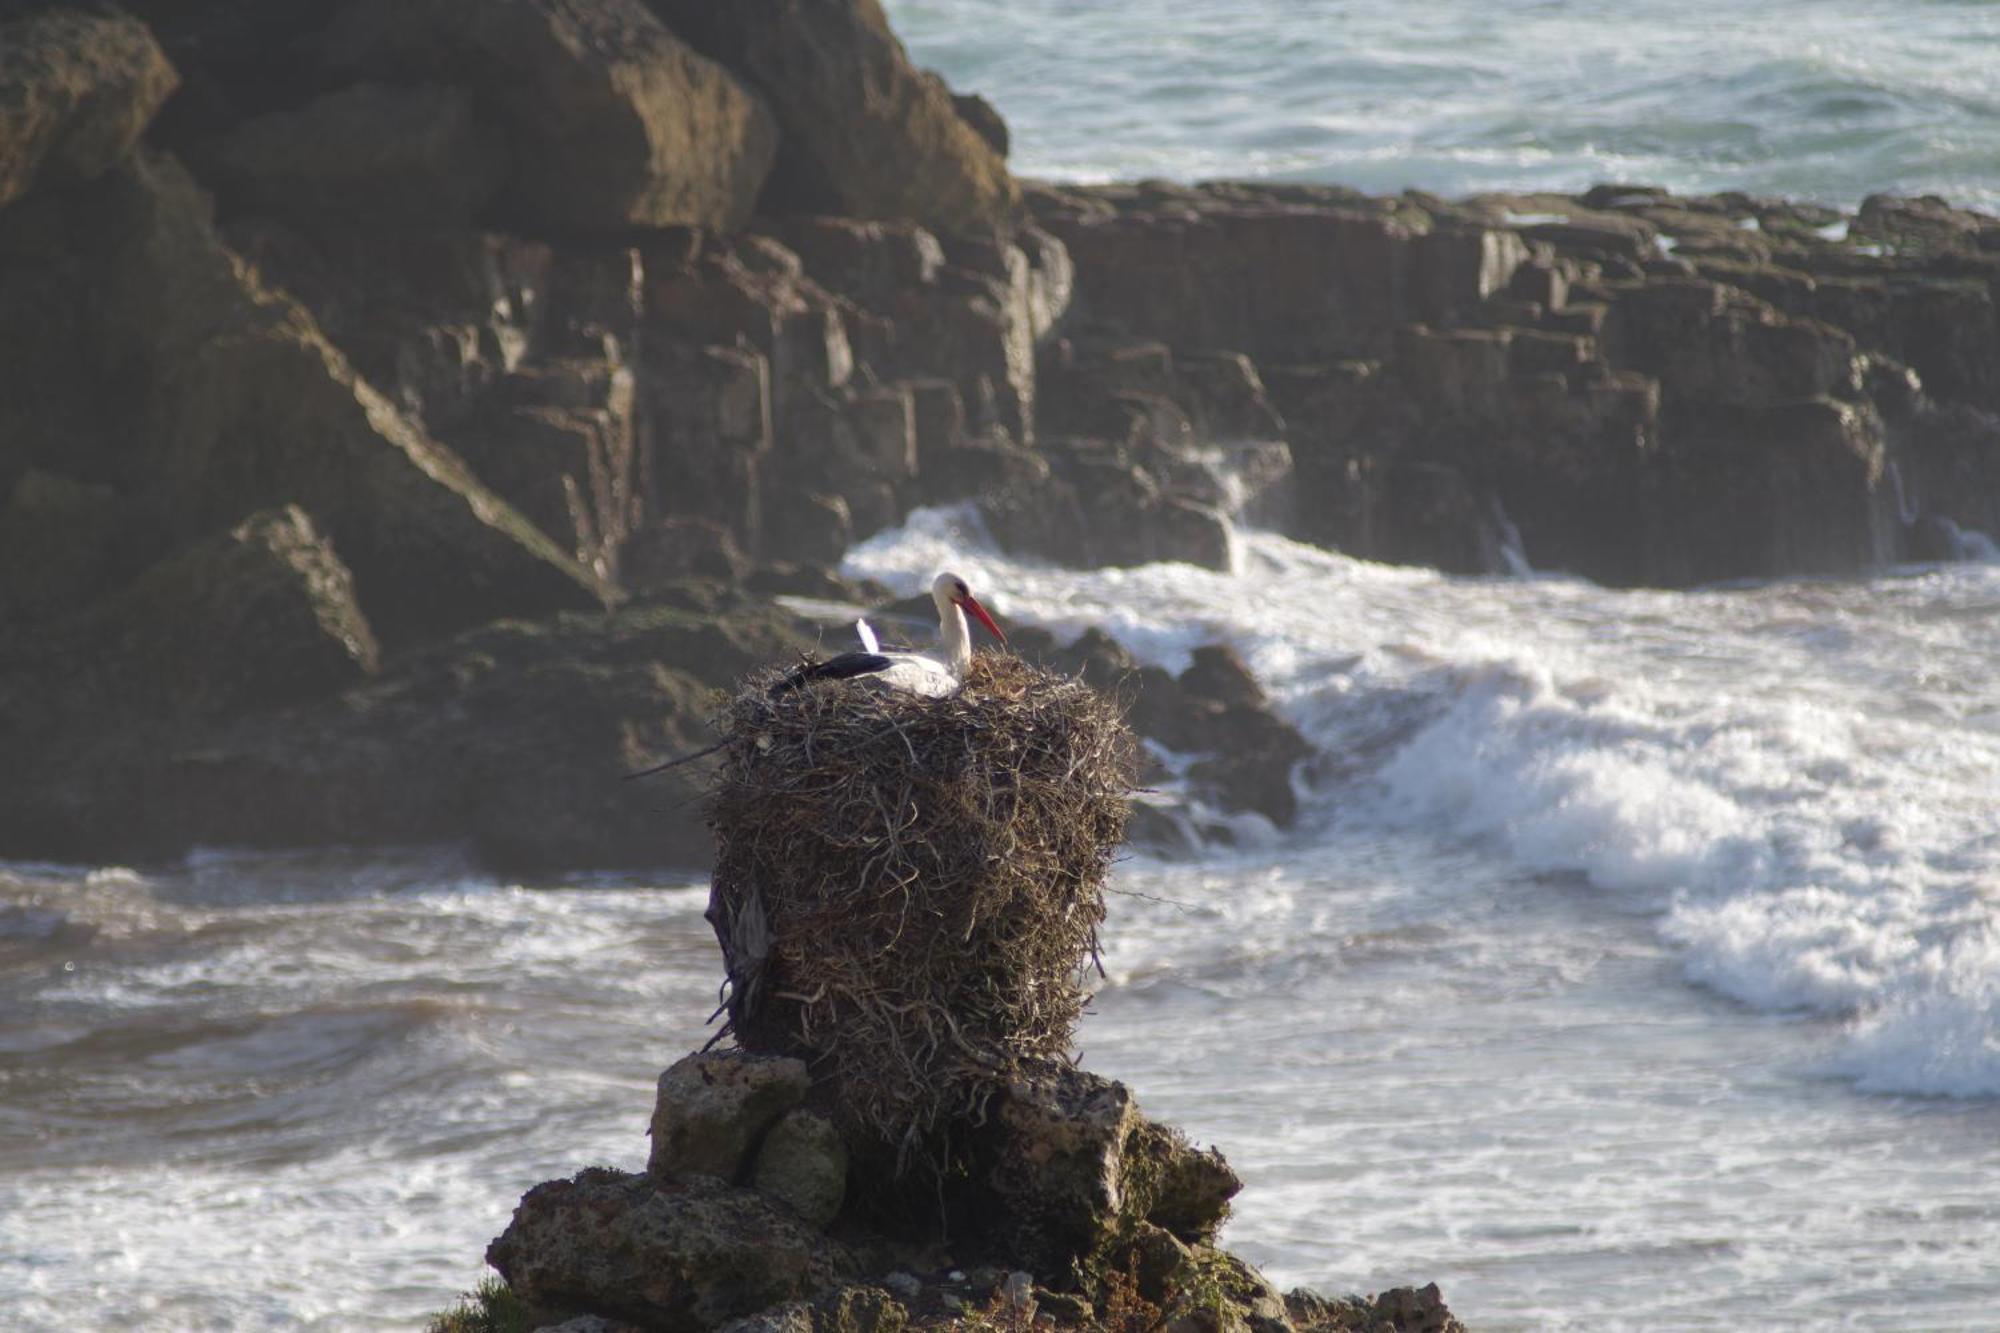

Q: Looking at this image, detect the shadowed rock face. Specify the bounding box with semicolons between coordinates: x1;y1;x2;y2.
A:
192;81;507;227
0;6;178;211
0;504;376;735
4;0;1998;882
0;594;814;870
649;0;1019;235
1030;179;2000;586
0;149;610;647
322;0;779;233
648;1052;814;1183
487;1167;858;1333
984;626;1315;835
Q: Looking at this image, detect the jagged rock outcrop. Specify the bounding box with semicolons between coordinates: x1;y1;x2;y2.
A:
984;625;1313;835
6;0;1997;882
488;1167;858;1332
1029;179;2000;585
648;1052;814;1182
323;0;779;233
0;5;178;211
0;591;811;869
0;148;609;646
473;1044;1458;1333
0;504;375;730
652;0;1019;235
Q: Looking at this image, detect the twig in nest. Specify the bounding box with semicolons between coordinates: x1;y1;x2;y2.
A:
623;739;725;780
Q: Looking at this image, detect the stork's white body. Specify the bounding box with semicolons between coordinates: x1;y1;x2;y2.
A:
776;572;1004;697
854;592;979;697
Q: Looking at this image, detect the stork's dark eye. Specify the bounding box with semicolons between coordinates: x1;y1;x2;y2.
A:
955;581;969;597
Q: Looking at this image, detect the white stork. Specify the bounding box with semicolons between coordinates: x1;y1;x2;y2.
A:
773;571;1006;697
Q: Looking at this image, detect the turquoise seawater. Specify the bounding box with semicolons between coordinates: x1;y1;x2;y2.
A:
885;0;2000;210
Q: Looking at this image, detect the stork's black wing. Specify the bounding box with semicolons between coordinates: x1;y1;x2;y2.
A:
769;652;894;695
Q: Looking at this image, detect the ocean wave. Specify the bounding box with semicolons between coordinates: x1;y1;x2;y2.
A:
850;510;2000;1098
886;0;2000;211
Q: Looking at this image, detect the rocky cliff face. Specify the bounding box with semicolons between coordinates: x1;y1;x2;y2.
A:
1029;179;2000;585
2;0;1996;875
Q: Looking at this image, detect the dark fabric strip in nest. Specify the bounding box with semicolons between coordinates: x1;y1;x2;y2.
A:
705;652;1136;1170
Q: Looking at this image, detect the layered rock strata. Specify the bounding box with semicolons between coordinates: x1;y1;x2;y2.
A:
3;0;1997;875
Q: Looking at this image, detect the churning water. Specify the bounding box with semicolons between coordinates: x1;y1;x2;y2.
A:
10;6;2000;1328
8;509;2000;1329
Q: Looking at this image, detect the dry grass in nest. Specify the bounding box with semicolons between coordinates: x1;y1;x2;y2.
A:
705;653;1137;1169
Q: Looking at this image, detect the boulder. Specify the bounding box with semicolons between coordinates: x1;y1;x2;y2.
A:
4;504;378;728
1177;351;1287;441
324;0;778;232
749;1110;849;1230
652;0;1019;234
1285;1283;1466;1333
1121;1117;1243;1246
967;1062;1240;1279
486;1167;855;1332
1019;630;1316;832
1854;192;2000;257
0;6;178;211
647;1051;812;1181
1599;278;1859;409
1177;646;1267;715
194;82;507;227
949;90;1009;159
0;596;814;869
111;505;382;714
0;150;611;649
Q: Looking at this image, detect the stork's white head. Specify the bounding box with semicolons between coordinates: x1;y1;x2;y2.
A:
932;571;1006;645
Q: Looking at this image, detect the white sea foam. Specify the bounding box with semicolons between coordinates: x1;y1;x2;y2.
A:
7;516;1999;1330
848;511;2000;1098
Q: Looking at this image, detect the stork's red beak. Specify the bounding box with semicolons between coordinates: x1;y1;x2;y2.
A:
959;594;1006;645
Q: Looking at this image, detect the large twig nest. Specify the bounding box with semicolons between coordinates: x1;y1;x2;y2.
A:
705;653;1137;1169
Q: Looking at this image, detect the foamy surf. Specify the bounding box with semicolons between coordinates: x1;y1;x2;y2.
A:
847;509;2000;1099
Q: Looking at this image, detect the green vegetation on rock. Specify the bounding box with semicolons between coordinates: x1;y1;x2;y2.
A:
425;1277;532;1333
